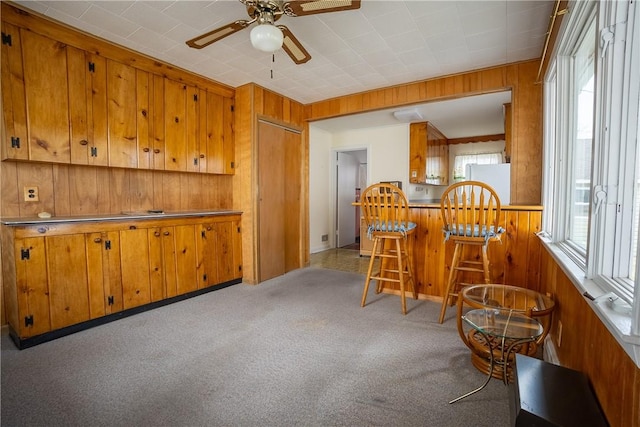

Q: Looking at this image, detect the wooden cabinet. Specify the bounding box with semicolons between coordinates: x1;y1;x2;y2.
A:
67;47;109;166
1;213;242;348
107;59;138;168
1;12;235;175
85;231;122;317
205;91;235;174
1;22;28;161
1;26;71;163
164;79;235;174
409;122;449;185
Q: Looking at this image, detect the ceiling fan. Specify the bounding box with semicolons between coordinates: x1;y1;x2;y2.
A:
186;0;361;64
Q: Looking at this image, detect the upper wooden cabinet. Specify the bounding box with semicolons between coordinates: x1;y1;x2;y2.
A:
409;122;449;185
1;26;71;163
1;10;235;175
67;47;108;166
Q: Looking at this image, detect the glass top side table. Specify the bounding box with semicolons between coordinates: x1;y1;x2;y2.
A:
449;308;543;404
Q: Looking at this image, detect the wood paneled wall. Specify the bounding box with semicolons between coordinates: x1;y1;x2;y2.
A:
0;162;233;218
306;61;543;205
233;83;307;284
401;207;543;302
539;248;640;427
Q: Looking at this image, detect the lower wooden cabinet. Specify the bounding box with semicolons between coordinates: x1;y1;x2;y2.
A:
1;213;242;348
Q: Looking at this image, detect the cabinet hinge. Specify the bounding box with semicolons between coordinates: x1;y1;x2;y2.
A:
88;61;95;72
203;274;207;282
107;295;114;305
201;230;206;238
20;248;30;260
104;240;111;250
237;226;241;233
1;32;12;46
193;94;198;101
24;315;33;327
10;136;20;148
230;161;235;169
90;146;98;157
230;105;234;112
239;265;242;272
193;157;198;166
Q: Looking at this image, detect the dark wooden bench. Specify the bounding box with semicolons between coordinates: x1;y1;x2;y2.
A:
510;354;608;426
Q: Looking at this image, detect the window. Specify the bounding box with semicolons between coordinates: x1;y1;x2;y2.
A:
452;152;502;181
543;0;640;346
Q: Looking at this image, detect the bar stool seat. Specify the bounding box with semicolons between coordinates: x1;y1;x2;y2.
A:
438;181;504;323
360;183;417;315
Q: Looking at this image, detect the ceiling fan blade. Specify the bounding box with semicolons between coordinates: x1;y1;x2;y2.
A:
277;25;311;64
283;0;361;17
186;20;251;49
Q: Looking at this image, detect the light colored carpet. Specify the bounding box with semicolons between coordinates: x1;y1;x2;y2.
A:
1;267;509;426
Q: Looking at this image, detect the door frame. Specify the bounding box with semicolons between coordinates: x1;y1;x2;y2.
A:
331;147;369;249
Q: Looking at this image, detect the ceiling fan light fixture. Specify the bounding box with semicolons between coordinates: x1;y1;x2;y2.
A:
250;24;284;53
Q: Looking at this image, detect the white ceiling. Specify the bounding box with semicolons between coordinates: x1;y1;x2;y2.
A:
15;0;553;106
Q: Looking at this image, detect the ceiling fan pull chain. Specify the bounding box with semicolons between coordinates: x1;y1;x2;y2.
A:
271;53;275;79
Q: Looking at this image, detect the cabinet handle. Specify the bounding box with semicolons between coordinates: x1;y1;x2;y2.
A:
163;231;170;236
79;139;89;146
206;227;212;231
94;238;102;243
200;154;205;159
154;231;161;237
154;149;160;154
143;147;150;153
37;227;47;234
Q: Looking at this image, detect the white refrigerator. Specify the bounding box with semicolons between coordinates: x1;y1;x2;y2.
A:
465;163;511;205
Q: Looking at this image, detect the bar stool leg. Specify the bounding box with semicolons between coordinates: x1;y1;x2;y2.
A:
361;237;380;308
439;243;462;323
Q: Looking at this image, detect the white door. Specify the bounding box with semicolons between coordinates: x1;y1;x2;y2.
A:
336;151;359;247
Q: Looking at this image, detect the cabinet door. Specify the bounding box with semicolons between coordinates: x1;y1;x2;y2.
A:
160;227;178;298
46;234;90;330
86;231;122;318
164;78;188;171
136;70;153;169
426;122;448;185
21;30;71;163
205;92;224;174
1;22;28;160
174;225;198;294
216;221;241;283
409;122;427;184
119;228;151;309
14;237;51;337
68;47;108;166
185;85;202;172
148;228;167;302
196;223;218;288
107;59;138;168
205;93;235;175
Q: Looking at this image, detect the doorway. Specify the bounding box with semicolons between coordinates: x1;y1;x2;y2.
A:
335;149;367;249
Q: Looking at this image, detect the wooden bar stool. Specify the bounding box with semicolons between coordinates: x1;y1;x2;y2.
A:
360;183;417;314
438;181;504;323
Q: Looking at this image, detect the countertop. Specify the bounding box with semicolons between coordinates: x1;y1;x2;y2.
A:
0;210;243;226
354;200;543;211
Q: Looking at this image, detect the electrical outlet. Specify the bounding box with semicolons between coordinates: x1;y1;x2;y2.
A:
23;186;39;202
556;320;563;348
416;186;424;192
321;234;328;242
